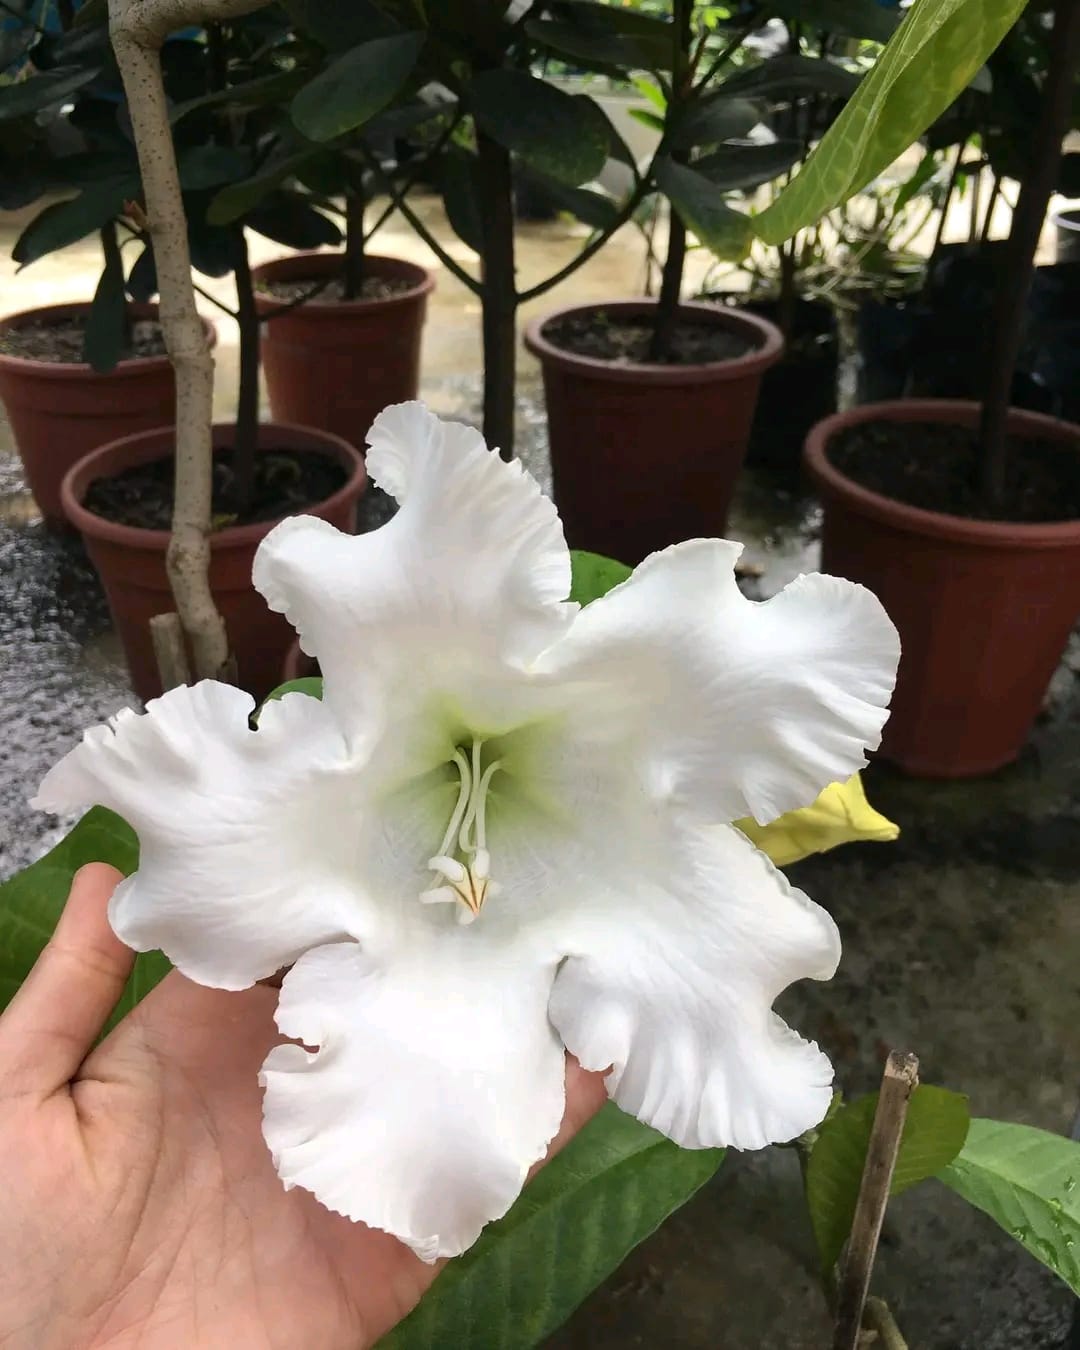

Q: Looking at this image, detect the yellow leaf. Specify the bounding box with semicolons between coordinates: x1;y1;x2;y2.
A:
736;774;898;868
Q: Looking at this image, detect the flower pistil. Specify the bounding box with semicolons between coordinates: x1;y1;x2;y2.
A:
421;738;502;924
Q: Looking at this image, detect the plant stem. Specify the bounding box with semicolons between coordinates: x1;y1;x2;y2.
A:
476;130;517;459
649;0;693;363
101;218;134;349
519;182;647;303
929;141;965;266
231;228;260;513
778;233;798;339
979;173;1002;245
978;0;1080;510
832;1051;919;1350
343;187;365;300
109;0;258;685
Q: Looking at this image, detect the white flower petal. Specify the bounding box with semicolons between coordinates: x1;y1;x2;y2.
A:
33;683;369;990
252;402;575;750
540;539;900;825
260;936;566;1261
549;819;840;1151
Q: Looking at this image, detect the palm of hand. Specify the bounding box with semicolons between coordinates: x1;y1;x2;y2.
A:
0;866;603;1350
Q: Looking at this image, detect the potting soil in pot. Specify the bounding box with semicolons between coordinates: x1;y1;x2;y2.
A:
542;310;758;365
84;449;348;531
256;275;417;303
0;314;167;363
828;420;1080;524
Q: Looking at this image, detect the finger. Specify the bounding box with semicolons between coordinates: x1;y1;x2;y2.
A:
531;1055;609;1176
0;863;135;1098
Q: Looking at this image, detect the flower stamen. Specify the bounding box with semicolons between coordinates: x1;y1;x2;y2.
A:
423;739;502;923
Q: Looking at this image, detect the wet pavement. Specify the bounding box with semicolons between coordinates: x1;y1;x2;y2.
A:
1;200;1078;1349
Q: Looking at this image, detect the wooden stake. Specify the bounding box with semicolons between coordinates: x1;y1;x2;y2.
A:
832;1051;920;1350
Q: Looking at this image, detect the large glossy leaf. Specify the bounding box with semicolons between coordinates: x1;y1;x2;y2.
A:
765;0;901;44
0;808;169;1031
13;180;132;266
654;157;753;260
382;1105;725;1350
940;1119;1080;1296
283;0;400;50
470;71;610;187
525;17;673;73
671;93;761;151
756;0;1030;244
290;32;425;143
806;1084;970;1274
82;239;127;373
169;70;310;127
207;148;327;225
246;192;342;249
694;138;802;193
721;53;861;101
0;65;99;122
177;144;252;193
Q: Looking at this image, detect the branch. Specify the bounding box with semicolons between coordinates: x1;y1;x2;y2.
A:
519;182;648;304
832;1051;919;1350
108;0;260;683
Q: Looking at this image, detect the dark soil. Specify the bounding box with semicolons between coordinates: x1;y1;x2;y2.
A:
829;419;1080;524
257;274;416;304
543;310;757;366
0;315;167;364
84;449;348;531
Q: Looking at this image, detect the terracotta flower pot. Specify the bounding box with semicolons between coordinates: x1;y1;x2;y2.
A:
524;300;783;566
253;253;434;448
0;302;216;528
62;422;366;703
804;399;1080;777
281;637;318;683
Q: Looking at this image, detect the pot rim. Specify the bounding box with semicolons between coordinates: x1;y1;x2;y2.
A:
1051;206;1080;230
62;420;367;551
0;302;216;379
522;298;784;385
252;251;435;316
804;398;1080;548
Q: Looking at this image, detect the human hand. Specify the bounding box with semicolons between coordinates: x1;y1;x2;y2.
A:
0;864;607;1350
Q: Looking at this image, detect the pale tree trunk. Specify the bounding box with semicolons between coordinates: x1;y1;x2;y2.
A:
108;0;267;685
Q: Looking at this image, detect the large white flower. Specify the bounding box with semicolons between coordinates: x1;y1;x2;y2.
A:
34;403;900;1262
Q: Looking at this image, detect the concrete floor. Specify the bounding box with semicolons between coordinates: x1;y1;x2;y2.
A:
1;191;1078;1348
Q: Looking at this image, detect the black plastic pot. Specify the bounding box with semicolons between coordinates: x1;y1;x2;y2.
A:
856;294;918;404
701;293;838;475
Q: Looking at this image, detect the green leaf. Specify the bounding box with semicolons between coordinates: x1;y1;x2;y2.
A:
283;0;400;51
940;1119;1080;1296
381;1105;724;1350
290;32;425;143
441;146;484;253
653;158;753;260
207;148;326;225
893;148;940;211
671;93;761;151
246;192;342;249
264;676;325;703
177;145;252;193
694;139;802;192
765;0;901;44
806;1084;970;1274
518;169;618;231
0;66;99;122
0;808;169;1030
470;71;610;187
720;53;861;101
82;239;127;373
569;549;632;606
525;17;673;73
13;180;132;266
169;70;310;127
756;0;1029;244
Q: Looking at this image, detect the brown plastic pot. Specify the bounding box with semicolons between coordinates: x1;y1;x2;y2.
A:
254;252;434;448
804;399;1080;778
0;302;216;527
62;422;366;703
524;300;783;565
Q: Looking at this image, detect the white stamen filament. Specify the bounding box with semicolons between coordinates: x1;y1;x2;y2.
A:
422;739;502;922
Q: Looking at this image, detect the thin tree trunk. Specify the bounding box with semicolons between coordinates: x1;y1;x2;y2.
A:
648;0;692;363
476;131;517;460
109;0;267;683
231;229;260;513
343;191;365;301
978;0;1080;509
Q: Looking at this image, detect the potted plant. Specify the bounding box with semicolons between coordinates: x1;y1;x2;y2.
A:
0;11;217;526
58;8;367;701
803;0;1080;777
